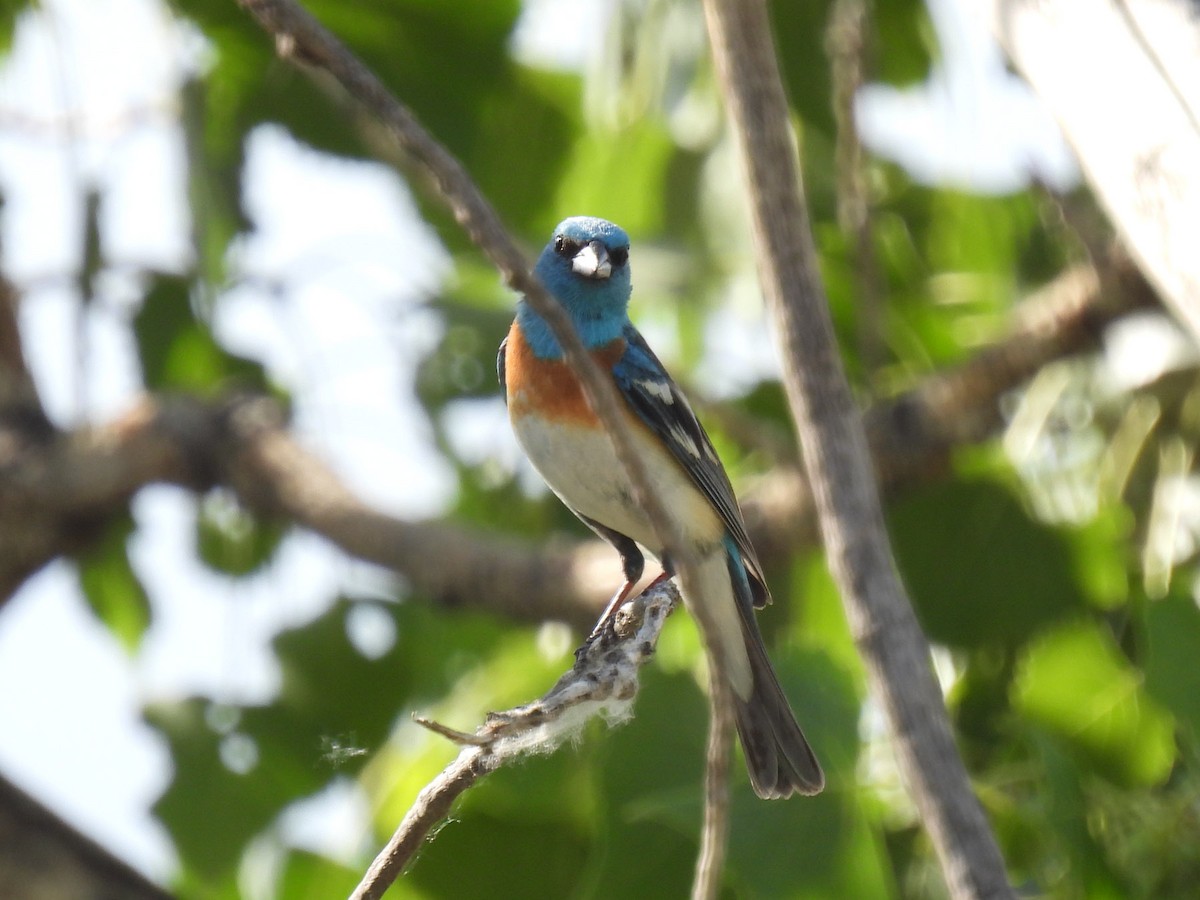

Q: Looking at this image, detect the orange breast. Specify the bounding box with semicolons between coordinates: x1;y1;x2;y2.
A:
505;320;626;426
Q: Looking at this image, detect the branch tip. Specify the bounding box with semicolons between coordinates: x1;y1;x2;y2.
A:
412;716;489;747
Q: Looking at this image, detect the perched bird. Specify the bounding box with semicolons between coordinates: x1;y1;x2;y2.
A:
498;216;824;799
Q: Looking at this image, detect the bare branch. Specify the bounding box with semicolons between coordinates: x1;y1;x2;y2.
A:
234;0;696;578
352;746;489;900
233;3;743;876
980;0;1200;342
0;277;39;410
826;0;886;383
0;255;1155;621
691;670;733;900
350;581;681;900
0;394;603;626
700;1;1014;897
0;772;172;900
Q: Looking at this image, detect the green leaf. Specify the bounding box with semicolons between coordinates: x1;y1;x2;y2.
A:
872;0;935;86
75;515;151;653
1065;507;1133;611
581;647;867;898
134;273;266;393
148;697;291;888
1014;620;1176;787
416;302;510;409
727;651;885;898
1033;734;1128;898
150;598;509;885
1143;590;1200;740
180;78;246;291
275;850;361;900
552;123;688;239
172;0;580;236
579;669;709;898
381;628;593;898
770;0;836;137
888;475;1085;648
728;787;896;899
195;492;284;577
407;811;591;899
0;0;28;58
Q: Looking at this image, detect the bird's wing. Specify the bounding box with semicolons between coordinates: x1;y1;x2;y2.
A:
497;335;508;401
613;323;770;608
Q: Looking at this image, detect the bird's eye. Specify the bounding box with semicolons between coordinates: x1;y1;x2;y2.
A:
610;247;629;266
554;236;578;257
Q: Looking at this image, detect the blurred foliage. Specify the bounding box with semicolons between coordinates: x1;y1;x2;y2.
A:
0;0;24;58
195;492;286;577
75;515;152;654
5;0;1199;896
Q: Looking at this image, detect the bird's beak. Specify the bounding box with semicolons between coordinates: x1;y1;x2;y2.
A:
571;239;612;280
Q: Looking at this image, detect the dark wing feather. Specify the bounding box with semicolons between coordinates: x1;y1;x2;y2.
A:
612;324;770;608
497;336;508;401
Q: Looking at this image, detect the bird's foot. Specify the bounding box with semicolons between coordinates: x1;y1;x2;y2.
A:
575;579;638;661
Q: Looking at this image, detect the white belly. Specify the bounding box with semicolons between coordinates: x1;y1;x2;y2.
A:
513;409;753;697
512;411;723;555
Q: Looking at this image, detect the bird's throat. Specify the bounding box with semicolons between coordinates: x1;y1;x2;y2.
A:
515;301;627;359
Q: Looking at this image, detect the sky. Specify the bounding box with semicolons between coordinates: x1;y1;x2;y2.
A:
0;0;1074;886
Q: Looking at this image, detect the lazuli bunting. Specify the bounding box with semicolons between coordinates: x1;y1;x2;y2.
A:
498;216;823;799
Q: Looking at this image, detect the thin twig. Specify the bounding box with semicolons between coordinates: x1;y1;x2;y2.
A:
700;1;1014;898
352;747;491;900
983;0;1200;344
0;256;1155;616
691;667;733;900
233;4;733;888
234;0;694;573
0;276;43;412
350;582;681;899
0;773;174;900
827;0;885;386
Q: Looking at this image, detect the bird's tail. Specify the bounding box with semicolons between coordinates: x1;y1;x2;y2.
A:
731;624;825;799
685;543;824;799
722;545;824;800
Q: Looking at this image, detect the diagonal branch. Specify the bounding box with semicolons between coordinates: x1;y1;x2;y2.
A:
234;2;738;889
350;580;680;900
0;276;41;411
981;0;1200;342
691;668;733;900
0;394;605;624
234;0;695;574
701;0;1014;898
0;254;1155;623
0;772;173;900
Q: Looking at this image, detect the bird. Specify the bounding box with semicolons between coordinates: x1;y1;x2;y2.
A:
497;215;824;800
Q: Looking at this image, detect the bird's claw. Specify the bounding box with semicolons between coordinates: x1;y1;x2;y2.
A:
575;614;619;662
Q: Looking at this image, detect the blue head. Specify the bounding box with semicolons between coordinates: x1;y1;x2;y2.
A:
519;216;633;358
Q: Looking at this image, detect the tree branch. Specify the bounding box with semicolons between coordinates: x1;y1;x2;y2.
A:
232;4;747;888
0;276;40;411
0;254;1155;624
827;0;886;383
0;393;604;625
350;581;680;900
233;0;697;574
0;772;172;900
692;669;733;900
701;0;1014;897
980;0;1200;342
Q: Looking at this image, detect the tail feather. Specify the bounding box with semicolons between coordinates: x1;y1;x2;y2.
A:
688;540;824;799
720;537;824;800
732;629;825;799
